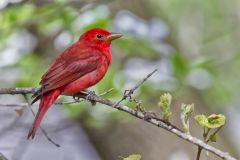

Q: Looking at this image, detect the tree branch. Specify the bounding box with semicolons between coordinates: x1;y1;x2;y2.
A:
0;88;39;95
0;81;237;160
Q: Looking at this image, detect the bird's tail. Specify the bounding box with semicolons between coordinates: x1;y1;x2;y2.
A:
27;89;61;139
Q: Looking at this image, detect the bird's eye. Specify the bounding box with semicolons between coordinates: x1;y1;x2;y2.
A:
96;34;102;39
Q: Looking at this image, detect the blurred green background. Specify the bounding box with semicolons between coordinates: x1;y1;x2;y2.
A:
0;0;240;159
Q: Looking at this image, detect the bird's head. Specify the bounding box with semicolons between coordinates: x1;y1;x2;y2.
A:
79;28;122;47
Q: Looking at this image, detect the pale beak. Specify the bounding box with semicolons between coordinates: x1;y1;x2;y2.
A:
106;33;123;41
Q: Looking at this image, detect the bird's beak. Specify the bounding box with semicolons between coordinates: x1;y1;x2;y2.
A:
106;33;123;41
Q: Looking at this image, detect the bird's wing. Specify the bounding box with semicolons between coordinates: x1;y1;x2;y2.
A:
38;44;102;95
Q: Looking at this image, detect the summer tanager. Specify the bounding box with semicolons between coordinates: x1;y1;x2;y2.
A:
28;28;122;139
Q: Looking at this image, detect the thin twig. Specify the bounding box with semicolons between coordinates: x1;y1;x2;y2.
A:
206;127;223;143
115;69;158;107
98;88;114;96
0;88;39;95
196;146;203;160
0;103;29;107
197;126;224;160
22;94;60;147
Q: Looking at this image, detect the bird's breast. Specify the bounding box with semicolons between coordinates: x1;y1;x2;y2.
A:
62;57;109;95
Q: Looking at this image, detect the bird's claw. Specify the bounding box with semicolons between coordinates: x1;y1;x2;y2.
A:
85;90;96;106
73;90;96;106
73;95;81;101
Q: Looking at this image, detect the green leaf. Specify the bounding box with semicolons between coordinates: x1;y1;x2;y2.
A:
195;115;208;128
123;154;142;160
180;103;194;133
159;93;172;121
195;114;225;129
207;114;225;128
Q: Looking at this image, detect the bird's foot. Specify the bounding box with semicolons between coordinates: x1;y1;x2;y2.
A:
73;90;96;106
73;93;84;101
72;90;93;99
73;95;80;101
83;90;96;106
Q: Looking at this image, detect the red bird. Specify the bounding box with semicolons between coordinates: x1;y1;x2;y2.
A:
28;28;122;139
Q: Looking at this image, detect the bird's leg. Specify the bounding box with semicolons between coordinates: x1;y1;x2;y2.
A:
73;95;80;101
72;90;90;101
72;90;96;106
84;90;96;106
73;92;85;101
